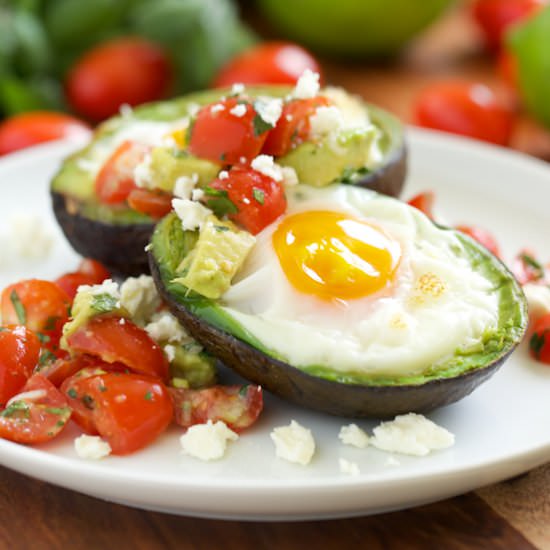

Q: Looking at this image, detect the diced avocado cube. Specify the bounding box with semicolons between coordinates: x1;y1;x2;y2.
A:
170;347;217;389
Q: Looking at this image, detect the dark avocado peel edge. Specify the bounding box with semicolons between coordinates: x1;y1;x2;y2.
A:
148;210;528;418
51;86;406;276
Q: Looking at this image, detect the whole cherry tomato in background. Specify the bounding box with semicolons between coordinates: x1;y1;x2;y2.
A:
471;0;547;51
0;111;90;155
65;38;172;122
530;313;550;364
413;81;515;145
213;42;322;87
455;225;501;258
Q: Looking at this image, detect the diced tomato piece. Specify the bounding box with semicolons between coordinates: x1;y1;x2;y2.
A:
127;188;173;218
206;165;286;234
188;98;269;164
77;259;111;282
1;280;71;353
0;374;71;444
0;325;41;407
511;249;548;285
95;140;150;204
456;225;501;258
530;313;550;364
169;384;263;432
407;191;435;219
63;371;173;454
55;259;111;300
65;316;169;380
262;96;330;157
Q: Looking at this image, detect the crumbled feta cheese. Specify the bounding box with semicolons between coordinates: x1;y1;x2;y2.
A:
10;214;54;260
251;155;283;181
191;188;205;201
211;103;225;114
173;174;199;199
120;275;161;325
281;166;299;186
231;83;245;95
180;420;238;461
78;279;120;299
371;413;455;456
144;243;153;252
74;435;112;460
229;104;247;117
187;103;201;117
523;283;550;320
134;152;153;188
164;344;176;362
119;103;133;118
172;198;211;231
145;311;188;344
255;97;283;127
291;69;320;99
309;105;343;137
339;458;360;476
270;420;315;466
338;423;370;449
218;170;229;180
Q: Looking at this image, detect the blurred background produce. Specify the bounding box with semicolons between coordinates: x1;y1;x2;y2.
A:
0;0;548;160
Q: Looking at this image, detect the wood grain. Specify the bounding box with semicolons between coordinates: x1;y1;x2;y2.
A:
0;467;536;550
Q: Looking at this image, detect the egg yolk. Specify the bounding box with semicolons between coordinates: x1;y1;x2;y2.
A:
272;211;401;301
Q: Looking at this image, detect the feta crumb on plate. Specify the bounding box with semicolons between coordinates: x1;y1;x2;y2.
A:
339;458;360;476
270;420;315;466
180;420;238;461
338;423;370;449
370;413;455;457
74;435;112;460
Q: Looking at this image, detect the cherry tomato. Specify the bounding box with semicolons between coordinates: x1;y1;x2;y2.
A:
213;42;322;88
189;98;269;164
407;191;435;220
0;326;41;407
63;371;173;454
127;188;173;218
511;249;548;285
55;259;111;300
0;374;71;445
413;81;515;146
65;37;172;122
471;0;547;51
1;280;71;352
65;316;169;380
529;313;550;363
207;165;287;234
169;384;263;432
262;96;330;157
0;112;90;156
95;140;150;204
456;225;501;257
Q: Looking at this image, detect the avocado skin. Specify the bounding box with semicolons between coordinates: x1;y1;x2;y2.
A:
52;190;153;276
149;252;510;418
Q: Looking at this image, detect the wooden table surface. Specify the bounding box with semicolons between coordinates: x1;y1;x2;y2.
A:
2;4;550;549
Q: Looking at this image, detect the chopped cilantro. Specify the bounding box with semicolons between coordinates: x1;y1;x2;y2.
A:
144;391;153;401
204;186;238;217
252;113;274;137
252;187;265;205
99;385;108;393
10;290;27;325
1;400;30;418
91;293;118;314
239;384;250;397
38;349;57;366
214;225;230;233
56;420;65;427
44;316;60;331
82;394;94;409
67;388;78;399
46;407;68;415
530;331;547;358
37;332;51;344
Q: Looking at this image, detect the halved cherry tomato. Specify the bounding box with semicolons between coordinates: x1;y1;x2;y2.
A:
207;165;287;234
262;96;330;157
169;384;263;432
456;225;501;257
213;42;322;88
65;316;169;380
65;37;172;122
413;81;515;146
0;374;71;444
0;326;41;407
95;140;150;204
511;249;548;285
127;188;173;218
63;371;173;454
1;279;71;352
471;0;547;51
55;259;112;300
189;98;269;164
529;313;550;363
0;112;90;156
407;191;435;219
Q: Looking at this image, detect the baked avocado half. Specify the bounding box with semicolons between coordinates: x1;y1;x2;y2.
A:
148;184;527;418
51;84;406;276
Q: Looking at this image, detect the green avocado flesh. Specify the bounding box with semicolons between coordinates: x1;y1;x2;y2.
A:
151;204;527;388
50;86;403;225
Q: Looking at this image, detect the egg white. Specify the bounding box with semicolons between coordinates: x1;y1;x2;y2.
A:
221;185;499;377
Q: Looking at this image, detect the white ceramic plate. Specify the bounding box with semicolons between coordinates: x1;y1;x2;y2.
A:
1;130;549;521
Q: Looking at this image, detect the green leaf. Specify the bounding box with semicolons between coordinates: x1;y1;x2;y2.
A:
38;349;57;366
1;400;30;418
252;187;265;205
530;330;547;358
36;332;51;344
252;113;273;137
10;290;27;325
203;186;238;217
91;293;119;314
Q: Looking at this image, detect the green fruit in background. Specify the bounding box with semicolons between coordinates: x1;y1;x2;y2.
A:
256;0;453;57
508;5;550;129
